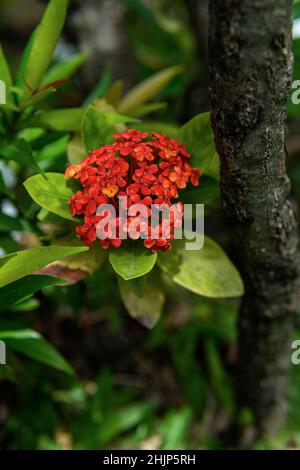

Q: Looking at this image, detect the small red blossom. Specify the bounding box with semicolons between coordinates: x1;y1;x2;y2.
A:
65;129;200;252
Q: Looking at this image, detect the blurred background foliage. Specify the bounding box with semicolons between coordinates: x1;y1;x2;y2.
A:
0;0;300;450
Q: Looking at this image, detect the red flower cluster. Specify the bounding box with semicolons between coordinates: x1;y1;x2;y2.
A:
65;129;200;252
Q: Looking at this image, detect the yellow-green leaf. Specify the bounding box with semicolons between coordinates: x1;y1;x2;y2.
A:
24;172;77;221
0;45;13;108
22;0;69;96
0;245;88;287
118;65;183;114
26;108;84;132
158;236;244;298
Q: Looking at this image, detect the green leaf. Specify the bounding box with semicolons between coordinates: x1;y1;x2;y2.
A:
10;297;40;312
35;135;67;165
118;65;183;114
19;87;56;111
0;329;74;374
24;172;77;221
83;66;111;107
16;29;36;88
128;101;167;117
0;245;88;287
180;176;219;204
0;213;24;233
37;208;65;223
81;106;115;151
109;242;157;280
0;169;13;198
81;105;138;151
67;133;86;164
204;153;220;181
118;271;165;328
133;120;179;134
22;0;69;96
41;52;87;86
100;402;153;444
26;108;84;131
0;45;13;108
105;79;124;107
35;235;105;281
1;139;45;175
105;111;139;125
177;112;218;173
158;236;244;298
0;275;64;311
161;408;192;450
0;235;18;254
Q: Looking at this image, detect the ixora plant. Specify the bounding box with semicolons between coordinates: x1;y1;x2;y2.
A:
0;0;243;373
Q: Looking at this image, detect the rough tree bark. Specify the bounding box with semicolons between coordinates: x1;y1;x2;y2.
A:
209;0;300;435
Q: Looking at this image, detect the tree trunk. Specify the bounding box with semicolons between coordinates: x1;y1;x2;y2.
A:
208;0;300;436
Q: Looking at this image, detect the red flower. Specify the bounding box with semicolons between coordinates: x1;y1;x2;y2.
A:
65;130;200;252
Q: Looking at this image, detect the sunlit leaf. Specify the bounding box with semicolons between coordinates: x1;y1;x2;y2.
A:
22;0;69;96
26;108;84;131
82;105;138;152
36;236;105;282
0;45;13;110
158;236;244;298
0;245;88;287
118;65;183;113
24;172;77;221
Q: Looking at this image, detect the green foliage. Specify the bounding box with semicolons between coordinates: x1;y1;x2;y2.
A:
0;329;73;374
1;139;45;175
158;236;244;298
81;106;138;151
0;0;257;451
118;271;165;328
177;112;218;173
180;175;219;204
22;0;69;95
27;108;84;132
41;52;87;86
0;275;64;311
0;45;13;112
83;109;110;151
0;213;24;233
83;66;112;107
24;172;77;221
0;245;88;287
118;65;183;114
109;243;157;280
